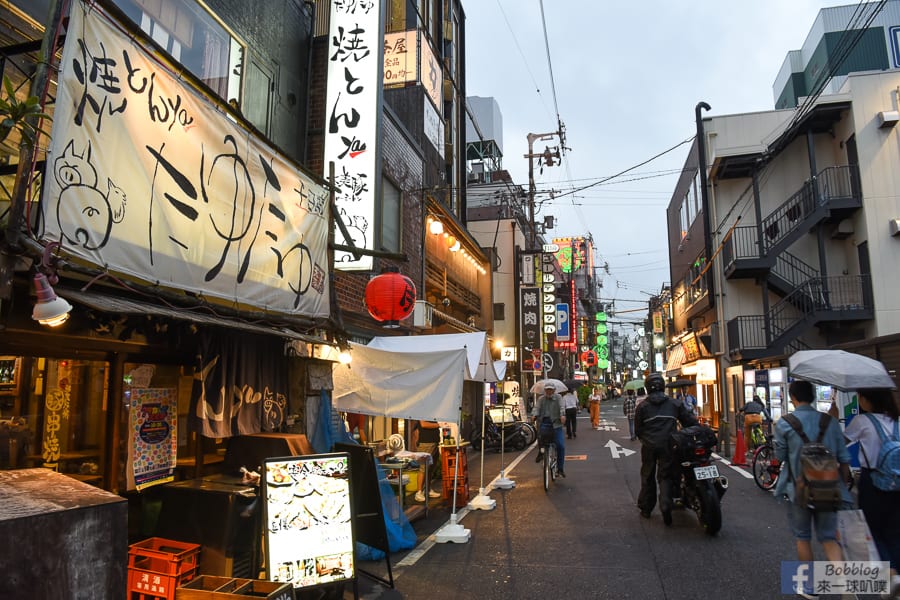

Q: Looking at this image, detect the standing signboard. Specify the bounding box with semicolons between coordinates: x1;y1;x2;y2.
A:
263;453;356;593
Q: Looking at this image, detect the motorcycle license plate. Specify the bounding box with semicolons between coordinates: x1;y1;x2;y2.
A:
693;465;719;480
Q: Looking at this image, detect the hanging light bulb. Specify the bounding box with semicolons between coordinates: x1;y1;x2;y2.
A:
32;273;72;327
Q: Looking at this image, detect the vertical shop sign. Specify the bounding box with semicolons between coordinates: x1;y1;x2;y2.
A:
128;388;177;490
264;453;355;590
325;0;384;271
520;286;540;356
521;253;535;285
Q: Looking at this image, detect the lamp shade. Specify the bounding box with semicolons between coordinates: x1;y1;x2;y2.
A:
32;273;72;327
364;267;416;328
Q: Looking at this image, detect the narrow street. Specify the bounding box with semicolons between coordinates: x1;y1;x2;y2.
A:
350;397;845;600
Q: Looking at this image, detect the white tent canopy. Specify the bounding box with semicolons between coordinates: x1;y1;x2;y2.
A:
332;332;506;422
368;331;505;382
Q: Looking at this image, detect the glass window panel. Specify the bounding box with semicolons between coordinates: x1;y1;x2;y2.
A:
381;176;402;252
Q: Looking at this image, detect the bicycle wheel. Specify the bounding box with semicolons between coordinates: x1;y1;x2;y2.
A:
543;445;551;491
550;444;558;481
752;444;779;491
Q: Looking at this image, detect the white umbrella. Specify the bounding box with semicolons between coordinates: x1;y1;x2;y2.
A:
530;378;567;393
788;349;896;391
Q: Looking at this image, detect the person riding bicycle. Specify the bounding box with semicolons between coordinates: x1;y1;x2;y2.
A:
533;383;567;477
635;372;698;524
740;395;772;447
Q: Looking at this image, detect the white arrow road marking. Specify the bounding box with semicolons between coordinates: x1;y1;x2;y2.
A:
712;453;753;478
605;439;636;458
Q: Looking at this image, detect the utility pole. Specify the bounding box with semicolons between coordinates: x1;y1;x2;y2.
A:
524;131;561;384
525;132;560;250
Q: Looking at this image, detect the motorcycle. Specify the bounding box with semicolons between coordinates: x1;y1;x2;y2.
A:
470;408;536;451
670;425;728;535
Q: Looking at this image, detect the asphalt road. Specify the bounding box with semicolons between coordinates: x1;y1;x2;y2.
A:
342;398;855;600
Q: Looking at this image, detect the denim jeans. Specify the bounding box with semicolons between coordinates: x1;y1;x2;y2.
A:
553;426;566;473
628;417;635;439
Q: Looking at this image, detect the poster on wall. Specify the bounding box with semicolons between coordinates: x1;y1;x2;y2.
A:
264;453;355;590
127;388;178;491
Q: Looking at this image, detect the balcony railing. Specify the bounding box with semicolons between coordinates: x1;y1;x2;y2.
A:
761;165;860;253
726;274;871;356
771;252;819;291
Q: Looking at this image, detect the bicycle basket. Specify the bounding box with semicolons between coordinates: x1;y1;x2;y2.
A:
538;418;554;446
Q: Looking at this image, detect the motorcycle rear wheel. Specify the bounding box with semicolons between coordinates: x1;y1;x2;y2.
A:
520;423;537;446
698;481;722;535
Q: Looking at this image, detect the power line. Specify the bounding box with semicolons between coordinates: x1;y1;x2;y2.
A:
551;135;695;201
493;0;555;122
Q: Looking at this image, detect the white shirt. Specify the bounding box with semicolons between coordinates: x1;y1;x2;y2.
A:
562;392;578;410
844;412;899;468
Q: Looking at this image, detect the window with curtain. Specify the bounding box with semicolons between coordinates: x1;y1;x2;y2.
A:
111;0;243;104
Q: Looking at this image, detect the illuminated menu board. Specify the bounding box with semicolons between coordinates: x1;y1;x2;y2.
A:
263;453;355;589
681;333;702;364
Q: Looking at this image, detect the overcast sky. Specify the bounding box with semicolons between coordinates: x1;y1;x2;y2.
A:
463;0;845;319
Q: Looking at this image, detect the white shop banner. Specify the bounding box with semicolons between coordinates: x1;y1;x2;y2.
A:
42;1;330;318
325;0;384;271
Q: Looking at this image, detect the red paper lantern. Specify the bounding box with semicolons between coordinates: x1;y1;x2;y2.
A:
365;267;416;328
581;350;598;367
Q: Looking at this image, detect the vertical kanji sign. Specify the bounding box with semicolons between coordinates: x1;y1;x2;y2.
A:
325;0;385;271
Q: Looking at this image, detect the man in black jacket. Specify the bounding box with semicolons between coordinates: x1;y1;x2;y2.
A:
635;373;698;525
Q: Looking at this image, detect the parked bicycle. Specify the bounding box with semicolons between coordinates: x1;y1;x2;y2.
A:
751;428;856;493
751;432;780;491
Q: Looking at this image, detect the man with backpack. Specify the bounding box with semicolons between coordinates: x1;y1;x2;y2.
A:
774;380;852;598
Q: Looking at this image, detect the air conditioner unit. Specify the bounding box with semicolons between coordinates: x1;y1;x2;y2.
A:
877;111;899;129
890;218;900;237
413;300;434;328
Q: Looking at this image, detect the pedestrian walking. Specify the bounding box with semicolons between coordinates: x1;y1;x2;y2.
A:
843;387;900;594
623;390;637;440
682;387;698;417
533;383;567;477
563;387;578;439
635;373;697;524
589;386;602;430
773;380;852;598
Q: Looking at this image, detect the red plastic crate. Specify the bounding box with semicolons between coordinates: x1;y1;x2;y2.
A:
128;538;200;600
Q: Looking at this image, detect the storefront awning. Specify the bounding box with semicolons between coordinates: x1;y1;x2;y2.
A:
664;344;685;377
63;288;324;343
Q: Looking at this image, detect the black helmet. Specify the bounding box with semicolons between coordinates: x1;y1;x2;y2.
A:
646;373;665;393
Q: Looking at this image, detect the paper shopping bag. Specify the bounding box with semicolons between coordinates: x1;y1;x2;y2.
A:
836;509;881;562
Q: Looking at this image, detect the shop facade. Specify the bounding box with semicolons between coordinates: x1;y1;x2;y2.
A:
0;0;337;522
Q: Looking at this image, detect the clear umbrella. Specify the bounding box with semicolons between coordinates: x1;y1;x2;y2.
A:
788;349;896;391
624;379;646;391
530;378;567;393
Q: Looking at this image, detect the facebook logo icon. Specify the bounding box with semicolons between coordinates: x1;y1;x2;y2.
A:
781;561;814;595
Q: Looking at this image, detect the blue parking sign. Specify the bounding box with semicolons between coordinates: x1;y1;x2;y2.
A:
556;303;570;341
